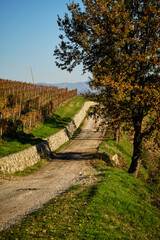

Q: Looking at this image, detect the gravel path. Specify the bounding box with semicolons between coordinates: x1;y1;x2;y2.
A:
0;116;104;231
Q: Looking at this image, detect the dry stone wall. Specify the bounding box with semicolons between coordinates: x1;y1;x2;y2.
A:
0;101;95;174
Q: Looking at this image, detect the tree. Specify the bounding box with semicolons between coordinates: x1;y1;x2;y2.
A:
54;0;160;178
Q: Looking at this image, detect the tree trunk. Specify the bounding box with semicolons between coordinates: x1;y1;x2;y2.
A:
128;117;143;178
114;124;121;143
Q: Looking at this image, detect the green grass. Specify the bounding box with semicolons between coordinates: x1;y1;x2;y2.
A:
0;167;159;240
0;97;88;157
0;140;31;157
31;96;87;139
97;134;133;170
97;132;148;180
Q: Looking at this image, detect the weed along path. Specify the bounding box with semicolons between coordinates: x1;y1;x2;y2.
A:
0;116;104;231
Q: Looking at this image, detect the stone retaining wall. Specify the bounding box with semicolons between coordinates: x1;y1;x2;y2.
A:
0;101;95;174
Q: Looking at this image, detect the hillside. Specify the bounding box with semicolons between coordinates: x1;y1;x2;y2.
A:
37;81;91;94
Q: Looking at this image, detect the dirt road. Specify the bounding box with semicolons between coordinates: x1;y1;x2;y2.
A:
0;116;104;231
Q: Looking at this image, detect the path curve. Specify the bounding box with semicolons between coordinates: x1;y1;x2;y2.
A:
0;116;104;231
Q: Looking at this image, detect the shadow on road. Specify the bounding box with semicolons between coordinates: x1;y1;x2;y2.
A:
52;151;113;166
52;152;94;161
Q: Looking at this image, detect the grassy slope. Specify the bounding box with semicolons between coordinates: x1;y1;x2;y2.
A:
0;168;159;240
0;96;87;157
97;132;148;181
0;132;159;239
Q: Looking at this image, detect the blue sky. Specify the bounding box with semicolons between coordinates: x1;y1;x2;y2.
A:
0;0;89;84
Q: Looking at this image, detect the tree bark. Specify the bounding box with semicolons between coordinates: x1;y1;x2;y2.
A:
114;124;121;143
128;116;143;178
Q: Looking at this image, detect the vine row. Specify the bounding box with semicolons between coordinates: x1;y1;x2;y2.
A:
0;79;77;138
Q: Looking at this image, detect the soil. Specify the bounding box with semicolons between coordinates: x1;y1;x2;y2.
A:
0;116;105;231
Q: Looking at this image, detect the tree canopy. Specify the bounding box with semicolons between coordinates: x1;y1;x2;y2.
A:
54;0;160;177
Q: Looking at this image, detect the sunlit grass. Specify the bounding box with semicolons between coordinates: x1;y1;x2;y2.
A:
98;133;133;170
31;96;87;139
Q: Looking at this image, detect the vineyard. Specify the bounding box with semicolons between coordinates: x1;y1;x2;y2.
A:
0;79;77;140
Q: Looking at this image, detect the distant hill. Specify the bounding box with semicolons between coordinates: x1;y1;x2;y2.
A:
37;81;91;94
